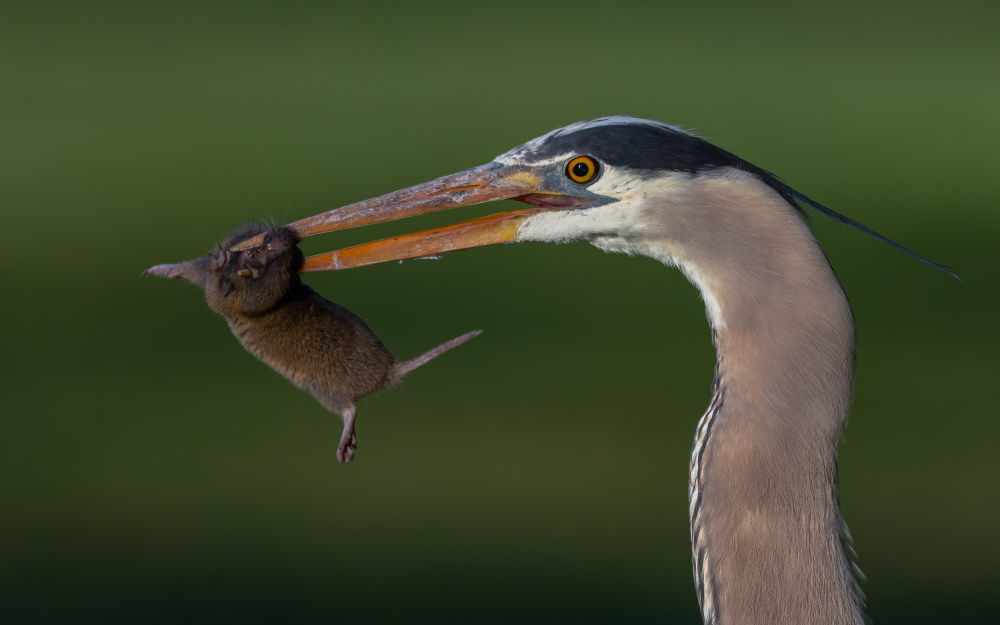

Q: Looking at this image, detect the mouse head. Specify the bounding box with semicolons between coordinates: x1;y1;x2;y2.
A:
207;222;304;316
144;222;305;316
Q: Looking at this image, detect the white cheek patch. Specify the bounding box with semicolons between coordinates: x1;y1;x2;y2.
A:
516;188;645;247
593;167;691;214
587;168;642;202
514;167;685;245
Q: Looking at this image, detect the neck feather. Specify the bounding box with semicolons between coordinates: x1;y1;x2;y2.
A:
641;170;865;624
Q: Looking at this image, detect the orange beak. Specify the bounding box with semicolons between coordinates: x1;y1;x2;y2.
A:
230;162;586;272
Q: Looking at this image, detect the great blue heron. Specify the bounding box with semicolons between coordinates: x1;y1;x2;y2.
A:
233;117;954;624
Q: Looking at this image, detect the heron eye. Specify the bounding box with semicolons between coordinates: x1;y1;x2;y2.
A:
566;156;599;184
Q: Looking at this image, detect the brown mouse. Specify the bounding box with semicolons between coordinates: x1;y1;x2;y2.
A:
143;221;480;464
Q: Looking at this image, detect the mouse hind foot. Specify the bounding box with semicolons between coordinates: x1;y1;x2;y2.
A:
335;405;358;465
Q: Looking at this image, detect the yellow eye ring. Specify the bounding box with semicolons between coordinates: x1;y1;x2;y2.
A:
566;156;599;184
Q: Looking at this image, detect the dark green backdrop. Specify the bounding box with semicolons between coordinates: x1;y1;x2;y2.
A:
3;1;997;622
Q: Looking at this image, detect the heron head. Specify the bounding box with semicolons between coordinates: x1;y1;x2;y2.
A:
228;116;956;280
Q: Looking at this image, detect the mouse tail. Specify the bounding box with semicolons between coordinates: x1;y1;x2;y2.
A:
391;330;482;381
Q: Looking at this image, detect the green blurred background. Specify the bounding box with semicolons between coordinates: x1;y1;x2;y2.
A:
3;1;998;622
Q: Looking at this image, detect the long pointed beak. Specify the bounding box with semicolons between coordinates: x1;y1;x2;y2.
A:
230;162;585;271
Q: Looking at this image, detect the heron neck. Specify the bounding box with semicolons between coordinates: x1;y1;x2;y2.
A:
695;285;862;625
645;171;865;624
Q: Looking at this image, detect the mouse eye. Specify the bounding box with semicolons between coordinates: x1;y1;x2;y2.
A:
566;156;599;184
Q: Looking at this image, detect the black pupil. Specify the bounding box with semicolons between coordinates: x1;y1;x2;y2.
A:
572;161;591;179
